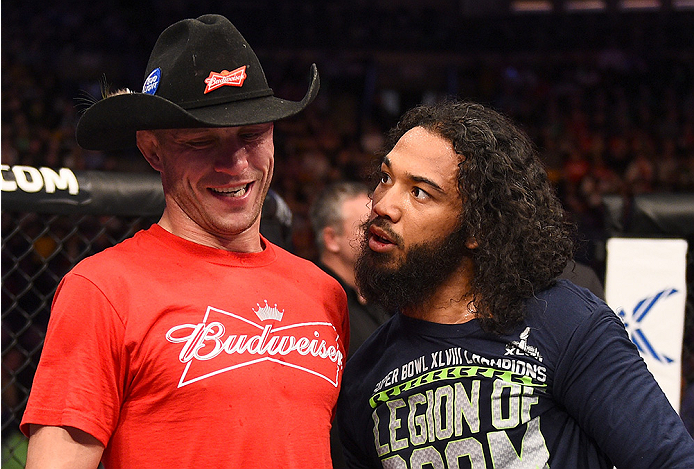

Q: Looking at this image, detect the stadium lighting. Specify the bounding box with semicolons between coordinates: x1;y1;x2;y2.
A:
511;0;553;12
619;0;661;9
565;0;607;11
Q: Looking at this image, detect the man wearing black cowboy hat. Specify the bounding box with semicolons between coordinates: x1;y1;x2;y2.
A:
21;15;349;468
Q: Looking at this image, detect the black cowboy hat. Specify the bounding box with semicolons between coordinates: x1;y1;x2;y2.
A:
76;14;319;151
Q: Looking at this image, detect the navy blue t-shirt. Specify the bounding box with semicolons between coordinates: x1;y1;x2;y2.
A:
338;280;694;468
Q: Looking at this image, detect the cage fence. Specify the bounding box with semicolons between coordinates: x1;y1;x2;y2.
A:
2;166;164;467
1;210;156;466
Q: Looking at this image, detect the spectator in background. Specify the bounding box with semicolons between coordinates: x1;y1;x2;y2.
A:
310;181;389;356
310;181;390;469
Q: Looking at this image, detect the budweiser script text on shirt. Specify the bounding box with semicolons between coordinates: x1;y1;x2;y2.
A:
164;306;344;388
166;321;344;364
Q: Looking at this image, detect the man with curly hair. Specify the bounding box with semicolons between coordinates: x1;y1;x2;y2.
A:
337;100;694;468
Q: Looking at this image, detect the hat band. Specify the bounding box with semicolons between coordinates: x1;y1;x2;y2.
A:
179;88;275;110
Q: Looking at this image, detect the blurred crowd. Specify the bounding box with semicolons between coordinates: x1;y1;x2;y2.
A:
3;3;694;271
2;2;694;458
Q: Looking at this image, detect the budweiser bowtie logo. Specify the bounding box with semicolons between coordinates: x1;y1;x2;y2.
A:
166;302;344;388
203;65;247;94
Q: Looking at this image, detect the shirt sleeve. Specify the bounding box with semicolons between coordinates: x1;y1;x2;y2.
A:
553;305;694;468
20;272;127;446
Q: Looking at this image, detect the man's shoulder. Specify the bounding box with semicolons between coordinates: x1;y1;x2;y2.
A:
523;279;616;345
534;279;606;315
72;229;150;270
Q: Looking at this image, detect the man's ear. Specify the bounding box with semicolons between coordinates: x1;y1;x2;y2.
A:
322;226;341;254
465;236;479;250
136;130;163;171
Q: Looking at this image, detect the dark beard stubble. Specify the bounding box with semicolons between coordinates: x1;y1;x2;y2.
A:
355;218;473;314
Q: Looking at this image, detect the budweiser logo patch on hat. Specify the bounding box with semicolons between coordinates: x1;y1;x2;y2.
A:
204;66;247;94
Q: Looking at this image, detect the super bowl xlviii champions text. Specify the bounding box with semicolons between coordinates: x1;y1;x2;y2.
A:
372;347;547;395
367;349;551;468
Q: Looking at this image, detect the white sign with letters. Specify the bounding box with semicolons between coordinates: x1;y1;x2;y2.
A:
605;237;688;412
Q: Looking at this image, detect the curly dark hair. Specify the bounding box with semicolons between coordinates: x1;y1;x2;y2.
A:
384;100;574;334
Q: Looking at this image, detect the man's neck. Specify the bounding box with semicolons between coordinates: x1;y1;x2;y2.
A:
157;213;264;253
402;263;476;324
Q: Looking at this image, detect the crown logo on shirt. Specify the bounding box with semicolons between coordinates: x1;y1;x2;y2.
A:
254;300;284;321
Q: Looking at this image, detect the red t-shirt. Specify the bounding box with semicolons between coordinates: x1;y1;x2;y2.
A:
21;225;349;468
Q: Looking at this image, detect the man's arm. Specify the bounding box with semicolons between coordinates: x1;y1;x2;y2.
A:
556;306;694;467
26;424;104;469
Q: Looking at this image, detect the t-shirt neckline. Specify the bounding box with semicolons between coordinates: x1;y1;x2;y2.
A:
397;312;481;338
146;223;277;267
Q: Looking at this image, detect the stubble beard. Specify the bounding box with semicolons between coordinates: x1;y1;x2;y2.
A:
355;218;472;315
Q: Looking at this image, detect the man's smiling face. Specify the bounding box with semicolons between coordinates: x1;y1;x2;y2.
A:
137;123;274;249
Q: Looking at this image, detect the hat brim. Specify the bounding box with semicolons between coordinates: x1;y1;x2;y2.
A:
76;64;320;151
